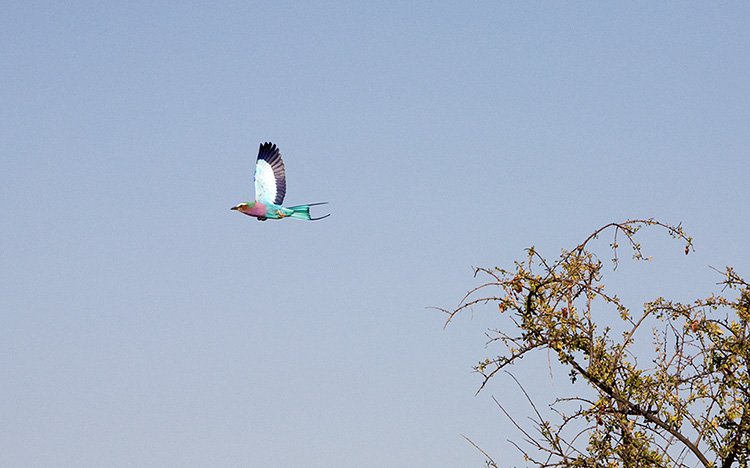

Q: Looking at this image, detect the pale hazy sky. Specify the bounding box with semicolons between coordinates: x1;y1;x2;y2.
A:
2;2;749;467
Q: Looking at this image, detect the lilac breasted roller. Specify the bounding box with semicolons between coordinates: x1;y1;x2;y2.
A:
231;142;329;221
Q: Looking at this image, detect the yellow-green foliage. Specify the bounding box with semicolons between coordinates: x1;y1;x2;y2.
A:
443;220;749;468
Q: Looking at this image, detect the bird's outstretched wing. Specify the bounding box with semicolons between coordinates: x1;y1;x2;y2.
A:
254;142;286;205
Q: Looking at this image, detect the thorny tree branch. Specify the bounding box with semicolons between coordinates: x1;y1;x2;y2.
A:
440;219;750;468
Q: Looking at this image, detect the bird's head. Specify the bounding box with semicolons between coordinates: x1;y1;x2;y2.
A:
230;202;255;212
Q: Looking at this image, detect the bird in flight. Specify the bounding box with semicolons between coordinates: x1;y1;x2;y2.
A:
231;142;329;221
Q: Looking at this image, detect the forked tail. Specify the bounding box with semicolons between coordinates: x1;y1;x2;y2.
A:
288;202;330;221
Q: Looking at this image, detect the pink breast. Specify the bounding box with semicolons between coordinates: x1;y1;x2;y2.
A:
242;202;267;217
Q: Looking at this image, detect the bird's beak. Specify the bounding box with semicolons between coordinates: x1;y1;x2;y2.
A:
230;206;238;211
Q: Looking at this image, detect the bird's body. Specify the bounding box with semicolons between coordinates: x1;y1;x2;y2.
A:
231;142;329;221
234;201;325;221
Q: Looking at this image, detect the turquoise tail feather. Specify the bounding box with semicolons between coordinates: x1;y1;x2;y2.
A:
288;203;330;221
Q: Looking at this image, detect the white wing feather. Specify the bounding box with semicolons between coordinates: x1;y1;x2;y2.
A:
254;159;276;204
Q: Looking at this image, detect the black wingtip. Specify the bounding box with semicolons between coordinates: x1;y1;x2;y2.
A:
257;142;281;162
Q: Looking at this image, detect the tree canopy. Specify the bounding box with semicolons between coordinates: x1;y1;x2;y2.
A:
443;220;749;468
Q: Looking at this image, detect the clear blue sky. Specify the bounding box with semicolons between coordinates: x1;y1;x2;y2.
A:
2;2;748;467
